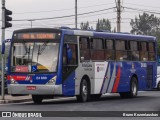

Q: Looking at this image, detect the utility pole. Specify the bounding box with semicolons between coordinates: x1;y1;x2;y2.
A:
1;0;12;101
75;0;77;29
28;20;34;28
1;0;5;100
115;0;122;32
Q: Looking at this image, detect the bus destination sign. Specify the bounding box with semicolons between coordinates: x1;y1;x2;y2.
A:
17;33;56;39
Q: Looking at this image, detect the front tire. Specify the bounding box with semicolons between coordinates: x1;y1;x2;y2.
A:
76;79;90;102
32;95;43;104
157;82;160;91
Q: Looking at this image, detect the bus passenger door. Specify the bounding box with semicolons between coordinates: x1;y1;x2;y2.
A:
62;43;78;96
146;65;153;89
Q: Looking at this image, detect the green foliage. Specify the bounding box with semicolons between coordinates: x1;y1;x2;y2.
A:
96;18;111;31
130;12;160;55
80;18;112;32
112;27;116;33
80;21;93;30
130;13;160;35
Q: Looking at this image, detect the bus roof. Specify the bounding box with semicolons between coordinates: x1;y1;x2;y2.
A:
13;28;156;42
63;29;156;41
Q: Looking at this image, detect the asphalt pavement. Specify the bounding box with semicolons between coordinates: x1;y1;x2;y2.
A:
0;95;31;104
0;91;160;120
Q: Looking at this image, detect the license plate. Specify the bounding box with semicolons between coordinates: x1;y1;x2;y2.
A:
27;86;36;90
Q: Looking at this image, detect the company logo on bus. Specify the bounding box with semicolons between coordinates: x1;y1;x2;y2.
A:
97;66;105;72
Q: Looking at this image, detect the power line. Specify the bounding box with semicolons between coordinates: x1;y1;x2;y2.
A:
124;2;160;9
12;17;117;28
13;7;115;21
35;11;116;24
123;10;146;14
12;11;116;28
14;2;115;14
124;7;160;15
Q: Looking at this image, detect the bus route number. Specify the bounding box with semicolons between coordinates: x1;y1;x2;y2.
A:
36;76;47;80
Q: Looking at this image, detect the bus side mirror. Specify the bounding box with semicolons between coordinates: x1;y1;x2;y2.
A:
81;56;84;62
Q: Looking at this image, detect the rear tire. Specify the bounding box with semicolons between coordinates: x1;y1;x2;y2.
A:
76;79;90;102
129;77;138;98
32;95;43;104
120;77;138;98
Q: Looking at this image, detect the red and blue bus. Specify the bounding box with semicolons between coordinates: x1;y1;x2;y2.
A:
7;28;157;103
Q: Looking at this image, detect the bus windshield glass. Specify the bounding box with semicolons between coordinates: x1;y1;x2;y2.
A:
11;41;59;73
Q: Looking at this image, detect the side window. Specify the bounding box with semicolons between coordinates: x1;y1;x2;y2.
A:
90;38;103;49
115;40;128;60
105;39;115;60
63;35;78;81
128;41;139;61
90;38;105;61
63;35;78;65
148;42;155;61
79;37;90;61
140;42;148;61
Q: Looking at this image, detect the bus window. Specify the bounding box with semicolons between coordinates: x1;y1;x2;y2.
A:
140;42;148;61
63;35;78;65
148;42;155;61
67;44;77;65
105;39;115;60
115;40;128;61
128;41;139;61
79;37;90;61
90;38;105;61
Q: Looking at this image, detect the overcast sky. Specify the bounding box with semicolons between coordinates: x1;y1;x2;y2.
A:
1;0;160;40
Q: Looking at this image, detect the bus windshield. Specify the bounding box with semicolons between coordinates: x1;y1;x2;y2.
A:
11;41;59;73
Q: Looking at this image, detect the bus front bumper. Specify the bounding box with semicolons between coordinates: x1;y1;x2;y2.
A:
8;84;62;95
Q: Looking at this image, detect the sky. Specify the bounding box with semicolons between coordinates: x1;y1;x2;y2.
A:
1;0;160;41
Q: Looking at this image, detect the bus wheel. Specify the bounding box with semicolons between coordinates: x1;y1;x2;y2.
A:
32;95;43;104
129;77;138;98
76;79;90;102
120;77;138;98
157;82;160;91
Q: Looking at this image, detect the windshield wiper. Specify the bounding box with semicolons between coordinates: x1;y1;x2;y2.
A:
22;43;30;59
36;41;48;64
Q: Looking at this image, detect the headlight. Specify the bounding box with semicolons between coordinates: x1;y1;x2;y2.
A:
47;76;57;85
10;77;18;84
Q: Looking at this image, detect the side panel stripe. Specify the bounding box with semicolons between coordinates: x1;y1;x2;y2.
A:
112;67;121;92
107;64;116;93
102;64;111;93
100;63;109;93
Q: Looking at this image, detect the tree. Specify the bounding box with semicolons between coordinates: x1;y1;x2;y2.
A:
130;13;160;35
112;27;116;33
96;18;111;31
80;21;93;30
130;12;160;55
